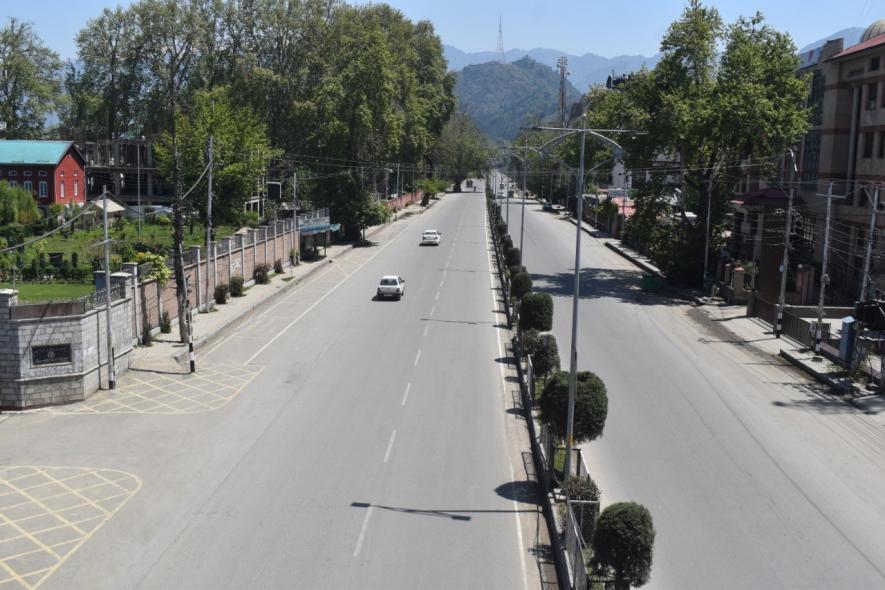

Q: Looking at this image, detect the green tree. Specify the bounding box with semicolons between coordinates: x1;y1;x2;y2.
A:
519;292;553;332
532;334;560;382
61;7;144;141
511;271;533;300
0;18;62;138
592;502;656;590
538;370;608;442
156;88;278;226
433;112;491;192
581;1;808;285
0;181;39;225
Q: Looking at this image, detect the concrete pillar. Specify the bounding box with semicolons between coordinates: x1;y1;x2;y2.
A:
189;246;202;310
122;262;140;344
250;229;259;271
237;234;245;281
0;289;19;308
260;225;269;267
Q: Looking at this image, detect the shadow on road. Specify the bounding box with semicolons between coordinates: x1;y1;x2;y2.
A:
530;267;684;306
350;501;536;521
494;480;541;504
770;381;873;414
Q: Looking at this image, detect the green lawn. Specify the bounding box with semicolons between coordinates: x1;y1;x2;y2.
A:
38;221;238;262
0;282;94;302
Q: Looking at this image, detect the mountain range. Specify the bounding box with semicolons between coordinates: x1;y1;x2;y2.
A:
453;57;581;143
444;26;870;91
444;45;659;92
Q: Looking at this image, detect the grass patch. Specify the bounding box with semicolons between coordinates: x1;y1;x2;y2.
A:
0;282;94;302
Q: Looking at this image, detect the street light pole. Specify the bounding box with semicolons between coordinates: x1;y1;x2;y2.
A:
775;149;798;339
563;115;587;481
102;185;116;390
519;136;528;258
205;135;213;313
815;183;835;355
860;186;880;302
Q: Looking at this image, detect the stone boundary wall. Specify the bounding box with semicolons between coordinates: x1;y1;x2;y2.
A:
0;278;134;410
132;219;299;337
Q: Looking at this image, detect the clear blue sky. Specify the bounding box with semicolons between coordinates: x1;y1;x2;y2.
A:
8;0;884;61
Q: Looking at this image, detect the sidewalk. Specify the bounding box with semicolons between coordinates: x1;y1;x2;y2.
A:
701;303;885;421
559;209;885;421
131;199;433;373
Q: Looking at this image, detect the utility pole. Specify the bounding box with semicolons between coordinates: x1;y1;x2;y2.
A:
557;56;569;128
563;114;587;482
519;136;528;257
293;171;299;264
137;136;143;237
775;149;798;338
102;185;116;390
205;135;213;313
860;186;880;302
814;183;835;355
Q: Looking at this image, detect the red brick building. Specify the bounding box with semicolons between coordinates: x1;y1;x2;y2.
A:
0;140;87;209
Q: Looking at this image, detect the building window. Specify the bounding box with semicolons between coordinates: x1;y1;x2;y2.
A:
23;170;32;177
880;132;885;159
8;181;16;188
73;181;78;197
38;170;47;177
872;56;881;71
23;180;32;192
863;132;875;158
867;83;879;110
809;71;824;125
802;129;821;185
59;171;64;177
60;181;65;199
8;170;16;177
38;181;47;197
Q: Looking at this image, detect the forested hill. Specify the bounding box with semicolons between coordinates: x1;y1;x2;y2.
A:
453;57;580;142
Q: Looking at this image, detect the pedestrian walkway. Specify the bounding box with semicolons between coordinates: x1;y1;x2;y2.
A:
700;302;885;422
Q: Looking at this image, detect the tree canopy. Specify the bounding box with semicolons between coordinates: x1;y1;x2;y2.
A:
539;370;608;443
567;1;809;284
0;18;62;138
433;112;491;192
592;502;656;590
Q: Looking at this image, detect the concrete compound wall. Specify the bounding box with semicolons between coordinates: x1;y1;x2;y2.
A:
0;280;134;410
133;219;299;337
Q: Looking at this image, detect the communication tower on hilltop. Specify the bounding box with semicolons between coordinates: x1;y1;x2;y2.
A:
497;15;505;63
557;57;569;127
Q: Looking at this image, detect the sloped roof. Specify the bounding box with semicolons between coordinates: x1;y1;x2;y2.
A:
830;32;885;60
0;140;75;166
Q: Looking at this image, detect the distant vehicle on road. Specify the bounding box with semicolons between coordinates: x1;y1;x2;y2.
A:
420;229;442;246
376;276;405;300
542;201;554;212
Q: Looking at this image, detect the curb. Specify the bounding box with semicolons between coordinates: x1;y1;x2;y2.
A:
779;348;860;398
170;214;405;364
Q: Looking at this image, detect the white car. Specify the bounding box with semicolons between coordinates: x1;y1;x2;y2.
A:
376;276;405;300
420;229;442;246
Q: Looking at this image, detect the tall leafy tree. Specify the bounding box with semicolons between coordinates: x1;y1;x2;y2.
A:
155;88;278;226
433;112;490;192
0;18;62;138
582;1;808;285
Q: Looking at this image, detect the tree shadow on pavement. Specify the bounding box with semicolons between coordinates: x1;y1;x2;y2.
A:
770;381;878;415
494;480;541;504
530;267;685;306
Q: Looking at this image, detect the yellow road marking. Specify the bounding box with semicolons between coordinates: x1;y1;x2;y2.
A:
0;467;140;589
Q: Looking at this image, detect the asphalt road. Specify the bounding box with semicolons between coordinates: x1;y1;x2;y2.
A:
505;197;885;589
0;188;542;589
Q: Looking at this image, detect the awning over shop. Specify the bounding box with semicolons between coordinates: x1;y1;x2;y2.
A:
299;223;340;236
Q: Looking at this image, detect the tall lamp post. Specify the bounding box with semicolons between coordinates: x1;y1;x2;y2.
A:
775;148;799;338
528;121;637;480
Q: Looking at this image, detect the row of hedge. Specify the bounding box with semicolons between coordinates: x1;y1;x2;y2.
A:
487;192;654;588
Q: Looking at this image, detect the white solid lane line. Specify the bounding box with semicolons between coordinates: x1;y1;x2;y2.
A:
352;506;374;557
401;382;411;405
414;349;422;367
383;430;397;463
